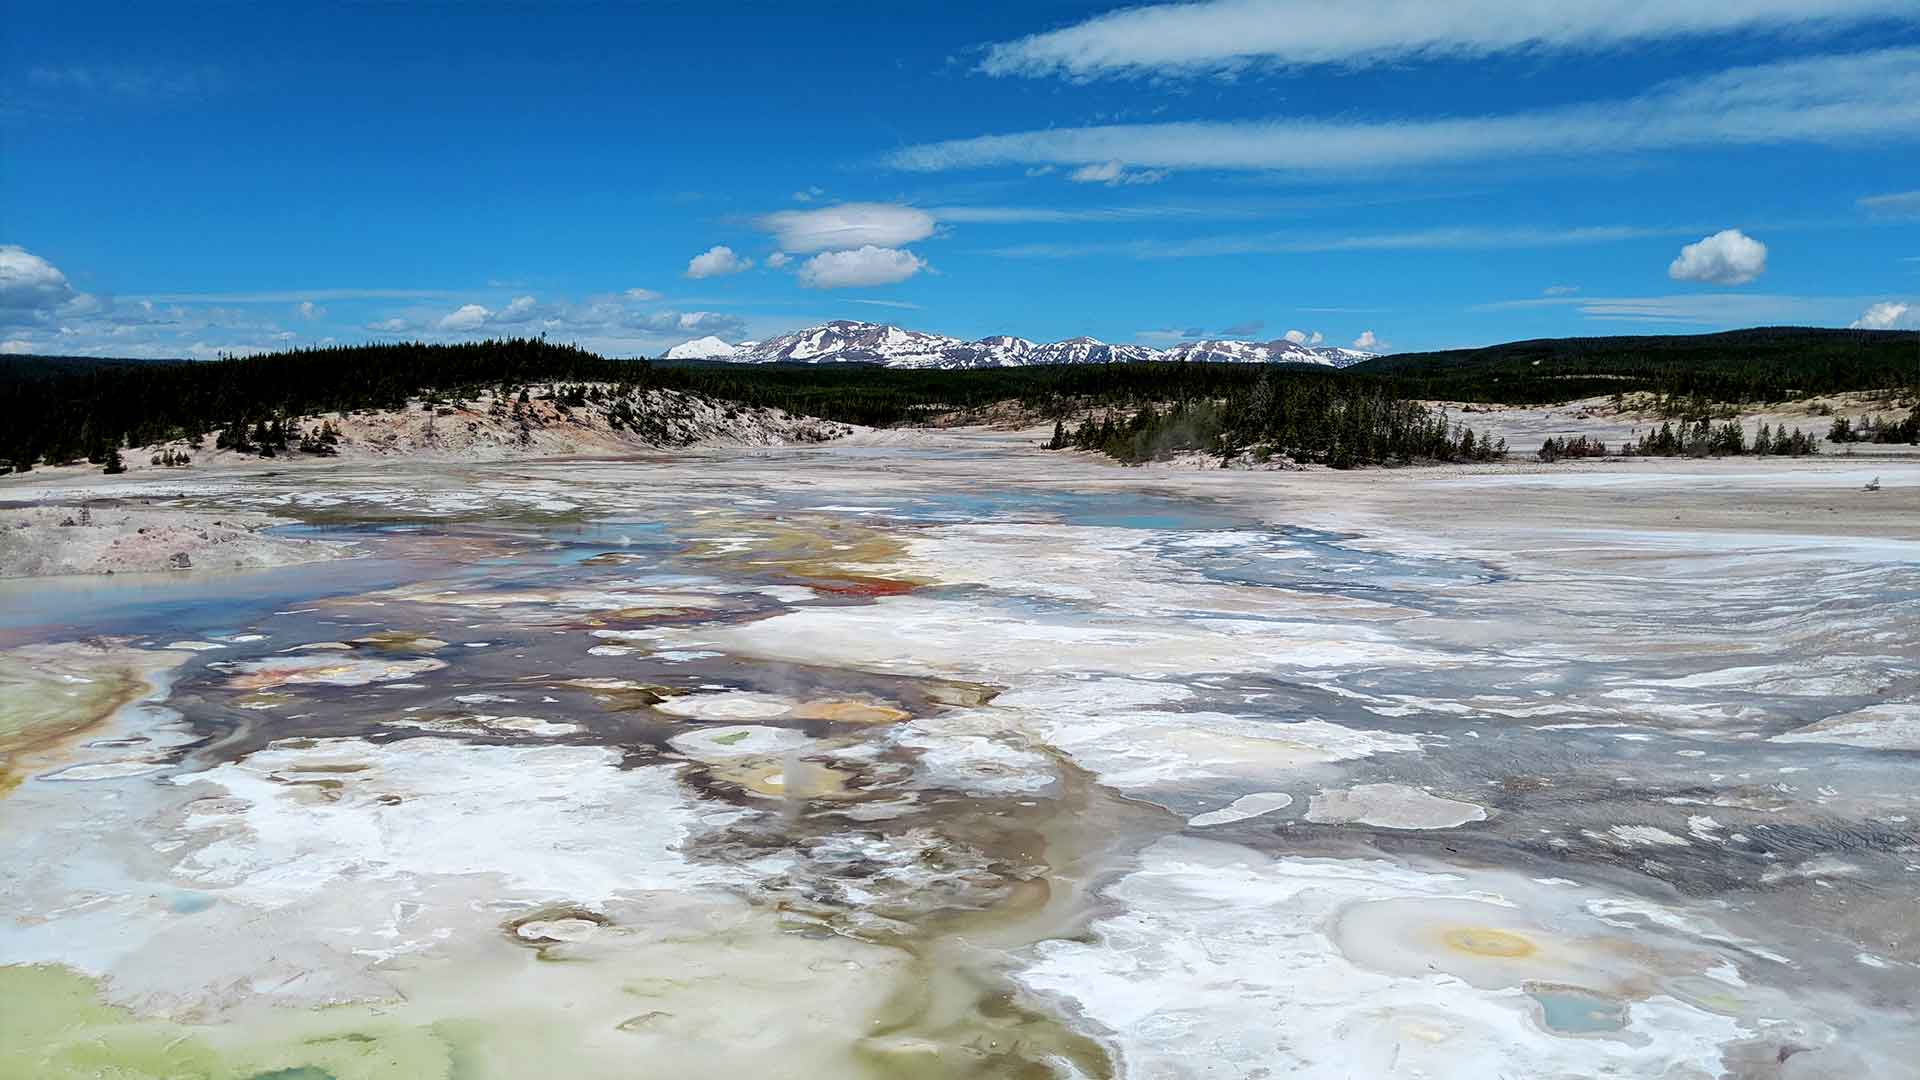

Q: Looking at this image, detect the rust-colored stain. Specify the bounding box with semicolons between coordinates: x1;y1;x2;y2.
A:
811;577;916;597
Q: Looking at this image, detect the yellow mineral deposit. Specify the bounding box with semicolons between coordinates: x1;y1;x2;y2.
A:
0;641;187;796
792;698;912;725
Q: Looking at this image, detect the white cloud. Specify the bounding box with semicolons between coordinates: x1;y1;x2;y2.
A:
1850;301;1912;329
362;296;754;350
795;246;927;289
294;300;324;320
621;311;749;340
765;251;792;268
792;186;826;202
979;0;1907;79
893;49;1920;174
0;273;780;359
437;303;493;331
1858;190;1920;218
1668;229;1767;285
1353;330;1379;349
0;245;82;324
1282;329;1325;345
685;245;752;279
1544;284;1580;296
624;287;662;301
665;311;747;336
490;295;542;324
757;203;937;253
1068;161;1170;186
1;339;33;354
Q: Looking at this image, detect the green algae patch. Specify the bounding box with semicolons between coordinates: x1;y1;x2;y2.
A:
0;964;222;1080
0;965;459;1080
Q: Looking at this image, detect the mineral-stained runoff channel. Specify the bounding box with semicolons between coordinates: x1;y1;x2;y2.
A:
1;442;1917;1079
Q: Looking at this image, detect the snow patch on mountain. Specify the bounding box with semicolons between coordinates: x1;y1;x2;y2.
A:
664;335;740;360
675;321;1374;370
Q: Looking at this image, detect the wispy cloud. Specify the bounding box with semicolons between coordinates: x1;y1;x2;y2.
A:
1137;326;1207;343
25;64;221;100
895;49;1920;174
929;205;1207;224
979;0;1909;79
985;223;1693;260
1068;161;1170;186
845;298;924;310
1858;190;1920;218
131;288;459;304
756;203;936;253
1473;292;1884;325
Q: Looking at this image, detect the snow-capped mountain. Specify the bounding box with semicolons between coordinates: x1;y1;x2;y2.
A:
742;322;962;366
664;320;1376;369
1159;339;1337;365
663;335;740;360
1028;336;1161;365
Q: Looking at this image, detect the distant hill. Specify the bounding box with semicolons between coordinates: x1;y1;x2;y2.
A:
6;328;1913;472
0;353;184;378
1350;327;1918;403
0;339;646;471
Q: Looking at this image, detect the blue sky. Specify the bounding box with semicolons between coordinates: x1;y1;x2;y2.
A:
3;1;1918;358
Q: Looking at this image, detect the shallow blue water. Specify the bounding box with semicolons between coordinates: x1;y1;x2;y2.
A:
0;553;426;644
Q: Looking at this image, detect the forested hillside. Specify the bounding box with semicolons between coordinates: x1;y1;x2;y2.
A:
5;327;1914;472
1;340;637;470
1353;327;1918;403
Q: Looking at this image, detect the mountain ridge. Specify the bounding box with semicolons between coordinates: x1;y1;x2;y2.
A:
661;320;1376;369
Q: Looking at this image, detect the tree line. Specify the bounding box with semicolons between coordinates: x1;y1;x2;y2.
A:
0;339;636;472
1045;381;1507;468
1355;327;1918;405
3;329;1913;472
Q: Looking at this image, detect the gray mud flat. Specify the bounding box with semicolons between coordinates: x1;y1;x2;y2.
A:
2;440;1917;1079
